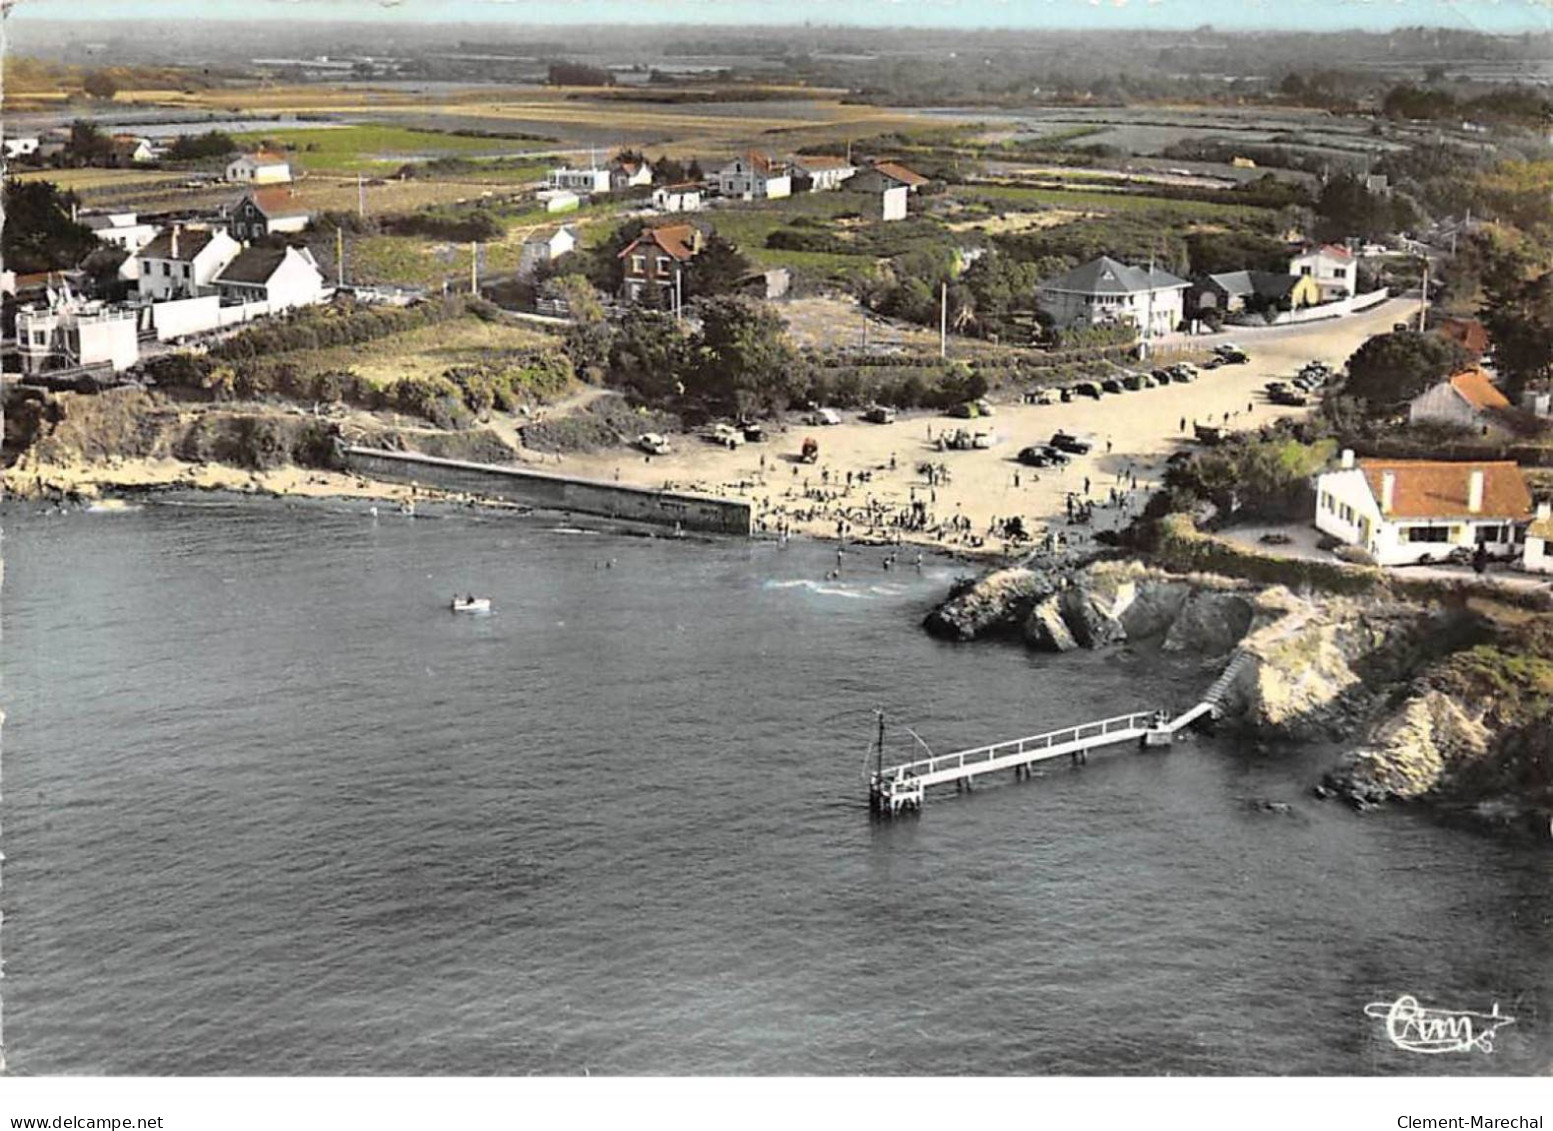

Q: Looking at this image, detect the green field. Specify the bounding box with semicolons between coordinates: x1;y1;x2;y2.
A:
955;184;1270;221
237;125;550;175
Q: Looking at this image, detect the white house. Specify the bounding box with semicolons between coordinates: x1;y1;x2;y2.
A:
651;184;703;213
715;152;790;201
135;226;241;302
14;298;139;375
880;184;908;222
225;150;293;185
610;158;652;191
1314;450;1532;566
82;212;158;255
517;224;577;279
1290;244;1357;302
1407;369;1511;431
789;155;856;192
1035;255;1189;339
213;246;326;311
1523;503;1553;574
549;167;611;194
3;136;39;160
110;135;157;166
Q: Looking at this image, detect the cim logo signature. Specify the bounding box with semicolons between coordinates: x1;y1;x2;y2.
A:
1365;994;1517;1054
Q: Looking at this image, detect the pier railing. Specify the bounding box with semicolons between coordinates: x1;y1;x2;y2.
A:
878;710;1161;787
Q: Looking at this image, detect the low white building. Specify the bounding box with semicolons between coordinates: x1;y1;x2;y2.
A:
549;167;611;194
82;212;159;255
1035;256;1189;339
1407;369;1511;431
1290;244;1357;302
715;152;790;201
1314;450;1531;566
789;155;856;192
213;246;327;312
3;136;39;159
651;184;703;213
135;226;241;302
536;189;581;214
15;298;140;374
880;184;908;222
517;224;577;279
225;150;293;185
610;158;652;191
1524;503;1553;574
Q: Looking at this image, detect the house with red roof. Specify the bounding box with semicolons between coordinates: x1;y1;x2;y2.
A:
225;149;293;185
1408;369;1512;432
714;152;790;201
228;188;312;242
1290;243;1357;302
617;224;703;306
1314;449;1532;565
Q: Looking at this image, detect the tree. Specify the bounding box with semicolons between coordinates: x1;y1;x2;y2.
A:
1185;230;1292;276
1343;330;1471;408
543;274;612;382
546;61;613;87
1313;173;1411;244
82;70;119;101
167;130;237;162
1;179;99;274
64;120;113;167
1480;269;1553;400
690;296;798;418
685;233;751;299
608;308;692;402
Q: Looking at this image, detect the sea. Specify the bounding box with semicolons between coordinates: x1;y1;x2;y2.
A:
3;498;1548;1075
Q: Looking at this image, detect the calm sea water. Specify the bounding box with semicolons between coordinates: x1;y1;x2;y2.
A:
4;499;1549;1075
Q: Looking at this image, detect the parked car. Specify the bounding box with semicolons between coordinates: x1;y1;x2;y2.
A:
1264;380;1289;394
1170;367;1195;384
1269;388;1308;407
703;423;745;448
739;420;766;442
1219;349;1250;365
1073;381;1102;399
1024;388;1057;406
636;433;672;456
1101;378;1125;395
810;407;842;426
1151;368;1174;385
864;405;897;424
1201;356;1226;370
1123;373;1148;391
1049;430;1094;455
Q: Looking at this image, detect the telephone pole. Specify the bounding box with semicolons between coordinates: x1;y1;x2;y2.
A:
357;173;365;220
470;242;479;296
335;226;345;289
940;281;948;359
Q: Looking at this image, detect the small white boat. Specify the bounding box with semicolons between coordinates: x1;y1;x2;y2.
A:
451;596;492;614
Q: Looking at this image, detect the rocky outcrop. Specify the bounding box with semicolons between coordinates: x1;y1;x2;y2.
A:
923;566;1050;642
1328;690;1492;807
1162;590;1256;655
1024;595;1078;652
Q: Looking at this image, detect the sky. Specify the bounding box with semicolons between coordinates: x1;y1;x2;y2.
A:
12;0;1553;33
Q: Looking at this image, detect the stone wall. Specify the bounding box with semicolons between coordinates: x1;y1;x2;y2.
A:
342;446;753;536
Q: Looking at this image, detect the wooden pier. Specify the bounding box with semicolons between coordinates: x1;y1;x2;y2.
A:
868;651;1251;815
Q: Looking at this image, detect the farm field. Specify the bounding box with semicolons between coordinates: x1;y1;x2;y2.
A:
232;125;553;175
954;183;1273;221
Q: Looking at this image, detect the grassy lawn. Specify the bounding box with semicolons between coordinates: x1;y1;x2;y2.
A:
258;315;559;387
237;125;551;175
955;183;1270;221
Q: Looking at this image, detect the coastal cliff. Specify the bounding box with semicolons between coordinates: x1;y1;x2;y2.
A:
925;555;1553;838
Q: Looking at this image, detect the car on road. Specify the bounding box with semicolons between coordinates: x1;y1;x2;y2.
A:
1049;430;1095;455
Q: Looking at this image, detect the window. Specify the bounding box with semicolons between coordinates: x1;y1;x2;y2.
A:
162;263;171;276
1474;524;1506;544
657;256;671;273
182;264;191;277
32;330;46;345
630;255;645;274
1403;525;1449;543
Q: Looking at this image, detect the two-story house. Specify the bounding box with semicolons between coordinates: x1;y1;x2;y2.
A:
225;150;293;185
610;158;653;191
715;152;790;201
518;225;578;279
1290;244;1357;302
228;188;313;243
135;226;242;302
617;224;703;306
1035;255;1189;339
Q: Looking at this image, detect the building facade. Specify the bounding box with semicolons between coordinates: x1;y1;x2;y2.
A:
1035;256;1189;338
135;227;242;302
1314;451;1531;566
213;246;327;311
1407;370;1510;431
228;189;312;242
225;151;293;185
715;152;790;200
549;167;612;194
517;225;578;279
789;156;856;192
1290;244;1357;302
651;184;703;213
15;301;140;374
618;224;702;306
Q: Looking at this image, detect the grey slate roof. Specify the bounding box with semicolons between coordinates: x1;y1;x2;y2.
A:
138;228;220;262
1039;255;1189;296
216;247;288;286
1204;270;1303;299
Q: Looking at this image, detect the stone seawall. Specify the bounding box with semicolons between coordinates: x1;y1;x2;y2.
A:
341;446;753;537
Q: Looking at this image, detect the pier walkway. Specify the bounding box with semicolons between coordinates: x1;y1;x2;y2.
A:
869;650;1252;815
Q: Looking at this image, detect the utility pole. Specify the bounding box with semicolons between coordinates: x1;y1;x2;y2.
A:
940;281;948;359
674;268;683;325
470;242;479;296
335;226;344;289
1419;253;1430;331
357;173;365;220
875;708;885;786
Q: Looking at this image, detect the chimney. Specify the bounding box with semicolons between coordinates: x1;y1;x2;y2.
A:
1468;469;1485;514
1340;449;1355;470
171;225;181;260
1537;501;1552;522
1380;471;1396;514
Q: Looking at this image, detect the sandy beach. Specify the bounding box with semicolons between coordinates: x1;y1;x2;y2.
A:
559;297;1418;556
